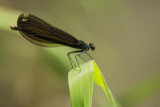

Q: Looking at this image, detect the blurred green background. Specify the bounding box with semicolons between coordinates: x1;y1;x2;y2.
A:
0;0;160;107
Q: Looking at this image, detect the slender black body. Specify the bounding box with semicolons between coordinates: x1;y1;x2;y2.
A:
10;13;95;70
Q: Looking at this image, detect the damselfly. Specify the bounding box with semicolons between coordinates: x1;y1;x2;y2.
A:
10;13;95;70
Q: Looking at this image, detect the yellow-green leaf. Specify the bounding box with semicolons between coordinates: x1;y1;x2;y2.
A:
68;60;117;107
93;60;117;107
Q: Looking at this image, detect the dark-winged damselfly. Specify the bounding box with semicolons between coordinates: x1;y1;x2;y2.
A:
10;13;95;70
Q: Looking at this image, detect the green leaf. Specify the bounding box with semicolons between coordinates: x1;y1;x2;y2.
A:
68;60;117;107
93;60;117;107
68;60;95;107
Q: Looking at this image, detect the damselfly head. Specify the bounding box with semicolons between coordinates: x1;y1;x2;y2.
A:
89;43;95;51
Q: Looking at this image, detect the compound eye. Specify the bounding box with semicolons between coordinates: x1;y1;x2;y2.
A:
91;44;95;51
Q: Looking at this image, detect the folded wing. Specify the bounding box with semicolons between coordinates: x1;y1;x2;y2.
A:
16;13;80;48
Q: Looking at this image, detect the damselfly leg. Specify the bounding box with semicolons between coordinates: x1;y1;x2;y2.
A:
67;50;82;69
67;50;93;71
